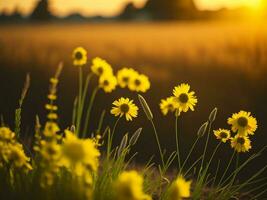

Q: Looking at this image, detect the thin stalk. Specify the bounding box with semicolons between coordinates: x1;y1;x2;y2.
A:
107;117;121;160
150;119;165;167
218;151;236;186
76;67;83;135
82;87;99;138
198;121;212;180
180;135;201;173
76;73;93;134
175;115;181;170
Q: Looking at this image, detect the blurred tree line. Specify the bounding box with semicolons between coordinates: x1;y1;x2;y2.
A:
1;0;267;22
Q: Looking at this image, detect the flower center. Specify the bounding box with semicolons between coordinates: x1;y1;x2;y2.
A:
237;117;248;127
75;51;82;60
134;79;141;86
237;137;245;145
64;142;85;162
98;67;103;75
122;77;129;83
220;132;228;139
120;103;130;113
179;93;189;103
167;104;174;110
103;80;109;86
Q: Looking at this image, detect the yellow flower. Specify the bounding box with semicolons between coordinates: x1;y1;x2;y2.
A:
160;97;176;115
129;73;150;93
173;83;197;114
60;130;100;176
0;127;15;142
168;176;191;200
91;57;113;76
117;68;138;88
5;143;32;171
47;94;57;100
231;135;251;153
227;111;257;136
99;74;117;93
47;113;58;120
43;122;60;137
111;97;138;121
37;140;61;163
114;170;152;200
213;129;231;143
72;47;87;66
49;78;58;85
45;104;58;111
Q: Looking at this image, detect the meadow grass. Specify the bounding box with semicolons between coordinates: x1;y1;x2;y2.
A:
0;48;266;199
0;21;267;199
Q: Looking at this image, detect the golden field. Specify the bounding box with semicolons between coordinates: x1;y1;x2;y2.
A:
0;21;267;78
0;21;267;162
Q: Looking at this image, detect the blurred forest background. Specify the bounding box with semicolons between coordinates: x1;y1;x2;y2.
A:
0;0;267;181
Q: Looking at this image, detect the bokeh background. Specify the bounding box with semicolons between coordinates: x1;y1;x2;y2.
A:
0;0;267;183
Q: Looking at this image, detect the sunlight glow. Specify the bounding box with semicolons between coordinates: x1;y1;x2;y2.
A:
0;0;264;16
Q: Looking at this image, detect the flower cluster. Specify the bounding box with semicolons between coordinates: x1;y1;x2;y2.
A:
113;170;152;200
0;127;32;171
72;47;151;94
168;176;192;200
213;110;258;153
160;83;198;116
117;68;150;93
45;63;62;121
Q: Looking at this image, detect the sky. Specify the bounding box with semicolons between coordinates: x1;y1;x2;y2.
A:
0;0;263;17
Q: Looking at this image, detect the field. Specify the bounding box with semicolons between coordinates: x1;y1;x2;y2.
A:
0;21;267;189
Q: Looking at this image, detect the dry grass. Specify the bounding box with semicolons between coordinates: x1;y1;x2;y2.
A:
0;21;267;80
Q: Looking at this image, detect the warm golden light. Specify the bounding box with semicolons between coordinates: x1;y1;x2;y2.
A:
0;0;265;16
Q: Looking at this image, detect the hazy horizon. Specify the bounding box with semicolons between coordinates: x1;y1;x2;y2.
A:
0;0;263;17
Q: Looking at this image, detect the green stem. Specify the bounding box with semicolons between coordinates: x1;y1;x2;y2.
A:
81;87;99;138
76;67;83;135
175;115;181;171
107;117;121;160
198;121;212;179
150;119;164;167
218;151;236;187
180;135;201;173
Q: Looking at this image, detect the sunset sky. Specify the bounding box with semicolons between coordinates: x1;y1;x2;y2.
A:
0;0;263;16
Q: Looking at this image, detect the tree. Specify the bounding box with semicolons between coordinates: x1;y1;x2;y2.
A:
30;0;52;21
143;0;197;20
119;2;139;20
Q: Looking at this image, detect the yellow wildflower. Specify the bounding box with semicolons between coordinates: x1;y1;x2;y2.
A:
114;170;152;200
227;111;257;136
160;97;176;115
45;104;58;111
213;129;231;143
91;57;113;76
111;97;138;121
117;68;138;88
5;143;32;171
60;130;100;176
72;47;87;66
173;83;197;114
43;122;60;137
129;73;150;93
0;127;15;142
47;113;58;120
49;77;58;85
38;140;61;163
168;176;191;200
47;94;57;100
231;135;251;153
99;74;117;93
